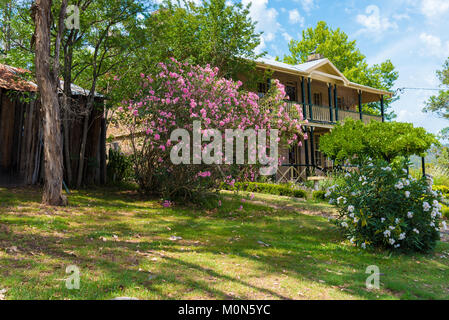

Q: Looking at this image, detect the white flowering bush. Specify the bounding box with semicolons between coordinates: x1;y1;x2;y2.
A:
326;160;443;253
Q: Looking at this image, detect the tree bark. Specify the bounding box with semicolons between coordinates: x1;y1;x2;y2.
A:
33;0;68;206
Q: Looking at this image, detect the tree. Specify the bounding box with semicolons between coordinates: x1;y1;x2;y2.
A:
109;0;262;102
32;0;68;205
319;118;437;164
283;21;399;118
0;0;35;68
61;0;144;188
423;58;449;123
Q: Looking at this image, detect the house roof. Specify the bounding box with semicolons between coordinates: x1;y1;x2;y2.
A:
0;63;38;92
255;57;393;97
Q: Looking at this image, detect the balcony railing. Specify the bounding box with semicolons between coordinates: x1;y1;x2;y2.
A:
285;101;382;125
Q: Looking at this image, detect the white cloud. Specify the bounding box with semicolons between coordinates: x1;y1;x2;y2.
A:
282;32;293;43
288;9;304;26
356;5;397;38
419;32;449;58
242;0;281;53
420;0;449;18
294;0;316;13
392;13;410;21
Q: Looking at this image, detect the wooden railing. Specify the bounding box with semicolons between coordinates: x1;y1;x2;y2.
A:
276;164;328;183
285;101;382;125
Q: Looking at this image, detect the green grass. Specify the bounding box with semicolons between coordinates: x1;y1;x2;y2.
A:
0;187;448;300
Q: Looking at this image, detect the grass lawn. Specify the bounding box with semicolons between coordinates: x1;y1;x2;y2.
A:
0;186;448;300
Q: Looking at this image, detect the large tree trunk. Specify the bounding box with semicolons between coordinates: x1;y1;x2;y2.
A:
33;0;68;206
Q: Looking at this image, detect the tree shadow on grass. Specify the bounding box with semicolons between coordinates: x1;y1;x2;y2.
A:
0;187;448;300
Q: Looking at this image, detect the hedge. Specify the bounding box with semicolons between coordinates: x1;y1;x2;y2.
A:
221;182;307;198
312;190;327;200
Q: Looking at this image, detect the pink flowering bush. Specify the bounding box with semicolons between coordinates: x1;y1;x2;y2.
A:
326;159;442;253
118;58;304;201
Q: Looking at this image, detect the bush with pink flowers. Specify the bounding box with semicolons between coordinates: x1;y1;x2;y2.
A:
118;58;305;201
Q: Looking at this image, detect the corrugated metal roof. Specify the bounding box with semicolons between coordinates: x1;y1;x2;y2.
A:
255;57;392;96
0;63;38;92
59;81;104;98
255;57;327;74
0;63;103;98
295;58;327;72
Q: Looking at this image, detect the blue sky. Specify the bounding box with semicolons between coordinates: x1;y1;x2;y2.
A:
238;0;449;135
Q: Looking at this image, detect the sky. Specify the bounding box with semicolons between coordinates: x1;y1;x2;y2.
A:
237;0;449;136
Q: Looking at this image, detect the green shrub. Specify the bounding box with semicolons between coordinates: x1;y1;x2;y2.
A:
442;205;449;219
313;190;327;201
433;185;449;197
221;182;307;199
326;159;443;253
107;149;134;184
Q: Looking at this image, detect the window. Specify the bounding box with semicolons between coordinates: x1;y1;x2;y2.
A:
313;93;322;106
258;82;268;97
337;97;345;109
285;82;297;101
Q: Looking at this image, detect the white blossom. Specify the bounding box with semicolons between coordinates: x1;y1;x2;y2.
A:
395;181;404;190
337;196;347;205
399;233;406;240
348;205;355;213
383;230;391;237
361;243;366;249
389;238;396;245
407;212;414;218
413;228;420;234
405;191;410;198
341;222;348;228
423;202;431;212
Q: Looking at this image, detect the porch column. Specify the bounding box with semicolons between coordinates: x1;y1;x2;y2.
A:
301;77;307;119
310;127;315;168
334;84;338;121
358;91;363;121
380;95;385;122
328;84;333;122
304;127;310;177
307;78;313;121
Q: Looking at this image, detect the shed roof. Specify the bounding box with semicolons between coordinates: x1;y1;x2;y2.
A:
0;63;104;98
0;63;38;92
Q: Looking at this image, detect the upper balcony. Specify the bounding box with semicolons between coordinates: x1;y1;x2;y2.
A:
285;101;383;126
253;55;393;128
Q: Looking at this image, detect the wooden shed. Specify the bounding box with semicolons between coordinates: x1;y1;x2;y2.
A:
0;63;106;187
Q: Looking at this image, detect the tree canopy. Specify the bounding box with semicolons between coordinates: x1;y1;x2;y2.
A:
319;118;437;164
424;58;449;128
283;21;399;119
